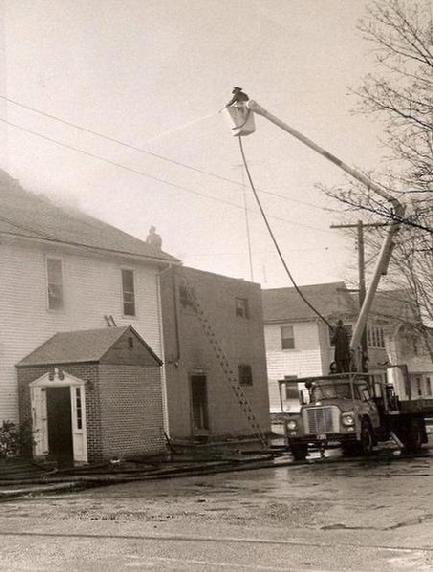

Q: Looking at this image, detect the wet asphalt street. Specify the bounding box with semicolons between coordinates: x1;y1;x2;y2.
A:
2;451;433;571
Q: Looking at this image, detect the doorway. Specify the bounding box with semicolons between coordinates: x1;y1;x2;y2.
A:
46;387;74;467
191;375;209;433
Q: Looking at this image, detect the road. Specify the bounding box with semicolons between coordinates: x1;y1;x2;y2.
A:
1;452;433;571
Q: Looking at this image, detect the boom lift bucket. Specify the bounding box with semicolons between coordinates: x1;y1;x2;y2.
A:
223;104;256;137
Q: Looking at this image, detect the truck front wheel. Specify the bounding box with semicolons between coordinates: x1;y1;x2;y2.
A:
290;444;308;461
360;419;373;456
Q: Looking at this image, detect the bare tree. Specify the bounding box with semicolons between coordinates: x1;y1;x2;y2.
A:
328;0;433;359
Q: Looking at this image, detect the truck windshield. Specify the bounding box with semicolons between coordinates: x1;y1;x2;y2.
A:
311;382;352;402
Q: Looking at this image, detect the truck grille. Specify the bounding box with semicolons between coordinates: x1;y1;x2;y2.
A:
303;406;339;434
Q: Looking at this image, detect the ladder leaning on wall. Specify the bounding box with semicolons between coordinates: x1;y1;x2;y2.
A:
182;278;268;449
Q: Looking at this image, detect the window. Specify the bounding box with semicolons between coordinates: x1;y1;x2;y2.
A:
281;325;295;349
238;364;253;386
404;375;411;398
367;325;386;348
179;284;195;308
75;387;83;430
121;269;135;316
46;258;64;310
283;376;299;400
235;298;249;319
415;376;423;397
426;377;432;397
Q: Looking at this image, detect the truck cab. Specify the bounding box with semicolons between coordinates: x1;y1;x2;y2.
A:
286;373;386;460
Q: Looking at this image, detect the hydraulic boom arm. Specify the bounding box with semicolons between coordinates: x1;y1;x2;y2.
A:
245;99;405;357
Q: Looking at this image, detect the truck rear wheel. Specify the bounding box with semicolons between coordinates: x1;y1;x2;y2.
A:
404;420;423;453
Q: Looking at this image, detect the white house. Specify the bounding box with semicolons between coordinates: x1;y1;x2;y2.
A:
0;170;178;429
386;325;433;401
262;282;408;413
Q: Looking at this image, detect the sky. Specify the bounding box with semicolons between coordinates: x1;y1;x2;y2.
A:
0;0;387;288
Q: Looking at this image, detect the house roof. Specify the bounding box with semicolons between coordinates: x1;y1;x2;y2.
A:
17;326;162;367
262;282;411;324
0;169;178;263
262;282;357;323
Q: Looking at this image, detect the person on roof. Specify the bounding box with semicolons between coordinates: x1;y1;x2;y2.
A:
225;87;249;108
146;226;162;250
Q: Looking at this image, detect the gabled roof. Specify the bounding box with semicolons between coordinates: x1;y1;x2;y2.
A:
0;169;178;263
262;282;356;323
262;281;412;324
17;326;162;367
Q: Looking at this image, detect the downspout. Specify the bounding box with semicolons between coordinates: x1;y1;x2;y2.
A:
156;264;172;436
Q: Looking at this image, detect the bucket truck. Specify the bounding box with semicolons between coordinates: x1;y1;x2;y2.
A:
224;98;432;458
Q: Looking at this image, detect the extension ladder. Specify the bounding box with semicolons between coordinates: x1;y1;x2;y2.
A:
183;279;268;448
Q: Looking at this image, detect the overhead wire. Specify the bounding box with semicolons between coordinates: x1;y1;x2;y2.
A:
0;116;334;234
0;94;335;214
238;136;333;328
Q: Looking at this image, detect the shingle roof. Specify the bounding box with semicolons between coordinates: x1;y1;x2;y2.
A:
0;169;178;263
262;282;356;323
17;326;130;366
262;282;411;324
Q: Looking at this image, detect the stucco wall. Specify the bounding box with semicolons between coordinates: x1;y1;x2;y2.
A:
161;267;270;440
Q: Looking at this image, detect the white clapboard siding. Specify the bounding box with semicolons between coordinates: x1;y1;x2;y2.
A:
264;322;325;411
0;239;163;422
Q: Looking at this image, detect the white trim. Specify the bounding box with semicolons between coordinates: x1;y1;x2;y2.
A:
30;368;87;463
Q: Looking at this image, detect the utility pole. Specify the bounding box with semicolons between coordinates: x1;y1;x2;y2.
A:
234;164;254;282
330;220;388;372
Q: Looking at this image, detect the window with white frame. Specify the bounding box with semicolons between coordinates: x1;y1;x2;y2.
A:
283;375;298;400
46;258;64;310
415;376;423;397
121;269;136;316
281;325;295;350
367;325;386;348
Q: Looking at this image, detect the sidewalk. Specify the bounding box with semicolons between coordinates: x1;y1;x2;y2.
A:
0;453;294;500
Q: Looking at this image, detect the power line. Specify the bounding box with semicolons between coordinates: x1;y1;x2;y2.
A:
0;94;334;214
0;116;333;234
238;136;333;328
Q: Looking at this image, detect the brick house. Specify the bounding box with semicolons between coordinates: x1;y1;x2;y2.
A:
17;326;163;465
160;266;270;443
262;282;408;413
0;170;177;462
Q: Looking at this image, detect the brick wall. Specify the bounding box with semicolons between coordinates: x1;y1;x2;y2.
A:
16;364;102;462
98;364;165;457
17;363;166;462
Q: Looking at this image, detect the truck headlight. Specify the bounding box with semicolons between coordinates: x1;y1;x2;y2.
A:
287;419;297;430
342;413;355;427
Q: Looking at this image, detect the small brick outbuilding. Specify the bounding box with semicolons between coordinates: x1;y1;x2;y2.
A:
16;326;165;466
